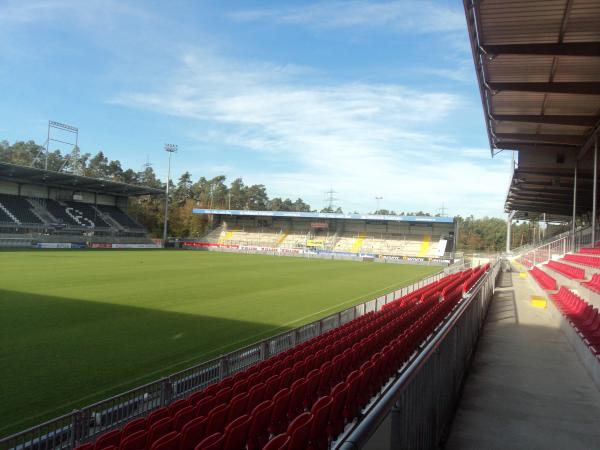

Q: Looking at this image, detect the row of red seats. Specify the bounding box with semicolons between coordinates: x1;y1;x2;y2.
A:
545;260;585;280
579;247;600;255
582;274;600;294
550;288;600;357
461;264;490;294
76;268;486;450
563;254;600;268
260;276;480;449
81;296;442;450
529;267;557;291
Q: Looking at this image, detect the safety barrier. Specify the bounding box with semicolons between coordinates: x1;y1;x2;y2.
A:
516;226;594;269
336;260;500;449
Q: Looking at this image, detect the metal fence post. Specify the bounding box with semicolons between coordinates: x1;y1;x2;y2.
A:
260;341;269;361
160;377;173;406
70;409;79;448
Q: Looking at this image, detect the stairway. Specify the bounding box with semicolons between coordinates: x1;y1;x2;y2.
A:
0;202;20;224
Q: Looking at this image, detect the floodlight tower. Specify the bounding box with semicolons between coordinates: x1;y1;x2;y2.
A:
163;144;178;244
375;196;383;213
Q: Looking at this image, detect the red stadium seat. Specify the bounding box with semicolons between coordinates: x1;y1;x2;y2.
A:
262;433;290;450
291;360;306;381
304;369;321;408
227;392;249;422
308;396;333;450
206;403;230;435
231;379;248;398
264;374;281;399
119;430;146;450
94;429;121;450
173;406;195;432
278;367;294;389
194;432;223;450
122;418;146;438
247;382;266;412
148;407;170;427
168;399;190;418
317;361;333;396
179;416;207;450
287;378;307;421
150;432;179;450
327;382;349;439
187;391;204;406
269;388;291;435
194;395;215;418
246;400;274;450
148;417;174;447
223;414;251;450
213;387;232;407
286;412;312;450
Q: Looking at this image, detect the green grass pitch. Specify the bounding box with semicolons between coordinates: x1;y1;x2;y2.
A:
0;250;441;436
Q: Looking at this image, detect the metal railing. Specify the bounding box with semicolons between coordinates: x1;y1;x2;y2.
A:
336;260;501;450
1;266;474;450
515;225;594;268
509;224;593;258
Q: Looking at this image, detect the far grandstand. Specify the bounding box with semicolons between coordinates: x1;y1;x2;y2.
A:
187;209;457;264
0;162;162;248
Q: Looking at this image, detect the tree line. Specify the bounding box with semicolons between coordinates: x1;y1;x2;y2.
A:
1;139;555;251
0;140;311;237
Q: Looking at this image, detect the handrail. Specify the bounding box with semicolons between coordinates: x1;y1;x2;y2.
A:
335;260;500;449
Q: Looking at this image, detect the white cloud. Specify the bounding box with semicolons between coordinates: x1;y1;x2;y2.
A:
113;49;509;217
228;1;464;33
0;0;151;25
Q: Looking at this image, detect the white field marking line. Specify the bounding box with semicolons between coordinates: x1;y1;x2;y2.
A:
5;272;436;430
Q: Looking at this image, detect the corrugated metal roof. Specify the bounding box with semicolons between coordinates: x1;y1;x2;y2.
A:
0;162;164;197
464;0;600;216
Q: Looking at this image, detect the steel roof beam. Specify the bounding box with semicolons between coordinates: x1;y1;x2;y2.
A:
495;133;586;145
494;143;579;152
491;114;598;126
488;82;600;95
482;42;600;57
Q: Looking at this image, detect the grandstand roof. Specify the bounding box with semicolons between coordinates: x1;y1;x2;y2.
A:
0;162;164;197
192;209;454;223
465;0;600;216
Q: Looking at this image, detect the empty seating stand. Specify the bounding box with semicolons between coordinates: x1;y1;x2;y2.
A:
582;274;600;294
563;254;600;269
45;199;109;228
65;202;111;228
529;267;557;291
75;267;489;450
545;260;585;280
579;248;600;255
96;205;145;230
0;194;43;225
551;288;600;357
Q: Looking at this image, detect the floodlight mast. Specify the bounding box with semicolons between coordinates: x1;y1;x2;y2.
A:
375;196;383;213
163;144;178;245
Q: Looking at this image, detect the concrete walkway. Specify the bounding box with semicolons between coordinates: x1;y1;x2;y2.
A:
444;269;600;450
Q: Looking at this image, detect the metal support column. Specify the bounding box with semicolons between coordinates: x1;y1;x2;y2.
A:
163;144;178;245
593;134;598;246
506;211;516;254
572;162;578;251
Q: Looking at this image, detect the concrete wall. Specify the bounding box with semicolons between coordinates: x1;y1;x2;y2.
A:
20;184;47;198
0;180;19;195
97;194;116;206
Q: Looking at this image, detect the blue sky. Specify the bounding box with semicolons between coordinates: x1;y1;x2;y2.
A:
0;0;512;217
